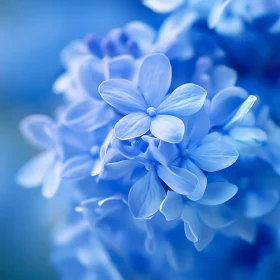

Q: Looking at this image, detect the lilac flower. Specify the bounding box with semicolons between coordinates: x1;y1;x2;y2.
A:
99;53;207;143
16;115;62;198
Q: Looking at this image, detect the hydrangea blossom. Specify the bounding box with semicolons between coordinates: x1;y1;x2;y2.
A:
17;1;280;279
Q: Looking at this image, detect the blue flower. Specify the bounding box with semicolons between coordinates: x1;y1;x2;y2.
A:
160;179;237;250
16;115;63;198
99;53;207;143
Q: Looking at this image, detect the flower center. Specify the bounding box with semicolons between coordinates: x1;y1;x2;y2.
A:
181;149;189;157
131;140;140;147
146;107;157;117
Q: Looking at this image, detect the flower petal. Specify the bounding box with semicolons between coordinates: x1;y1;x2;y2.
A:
196;204;234;229
208;0;232;29
115;112;151;140
42;160;62;198
243;190;279;219
229;127;267;147
125;21;156;50
138;53;171;107
197;182;237;206
20;115;56;149
160;191;183;221
211;65;237;94
128;170;166;219
181;203;214;251
157;165;198;195
224;95;257;131
157;83;207;117
185;160;207;201
16;151;56;187
105;55;136;80
210;87;248;127
143;0;185;13
61;154;95;180
190;141;239;172
99;79;147;114
62;99;115;132
150;115;184;143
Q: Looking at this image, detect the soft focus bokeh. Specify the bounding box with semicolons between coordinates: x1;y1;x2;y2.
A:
0;1;163;279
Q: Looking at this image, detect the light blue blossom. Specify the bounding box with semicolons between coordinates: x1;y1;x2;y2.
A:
99;53;207;143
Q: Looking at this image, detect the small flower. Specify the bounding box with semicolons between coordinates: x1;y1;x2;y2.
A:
99;53;207;143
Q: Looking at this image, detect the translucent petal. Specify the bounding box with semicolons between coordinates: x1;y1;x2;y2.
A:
160;191;183;221
181;203;214;251
190;141;239;172
150;115;184;143
185;160;207;201
197;182;237;206
244;190;279;219
157;165;198;195
125;21;156;50
99;79;147;114
224;95;257;131
61;154;95;180
42;160;62;198
211;65;237;94
196;204;234;229
128;170;166;219
229;127;267;147
157;83;207;117
62;99;115;132
138;53;171;107
114;112;151;140
143;0;185;13
208;0;232;29
105;55;135;80
20;115;56;149
210;87;248;127
16;151;55;187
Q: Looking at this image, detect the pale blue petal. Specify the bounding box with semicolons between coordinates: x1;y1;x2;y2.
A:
229;127;267;147
20;115;56;149
143;0;185;13
197;182;237;206
105;55;135;80
158;141;180;165
99;79;147;114
160;191;183;221
190;141;239;172
181;203;214;251
75;56;105;99
185;160;207;201
180;106;210;149
104;160;142;179
243;190;279;219
208;0;232;29
224;95;257;131
42;160;62;198
196;204;234;229
62;99;115;132
16;151;56;187
150;115;184;143
138;53;171;107
157;165;198;195
157;83;207;117
128;170;166;219
210;87;248;127
115;112;151;140
125;21;156;50
61;154;95;180
211;65;237;94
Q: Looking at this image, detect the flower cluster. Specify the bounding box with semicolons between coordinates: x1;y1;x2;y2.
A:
18;1;280;279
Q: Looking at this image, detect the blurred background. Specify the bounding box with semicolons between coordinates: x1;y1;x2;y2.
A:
0;1;163;279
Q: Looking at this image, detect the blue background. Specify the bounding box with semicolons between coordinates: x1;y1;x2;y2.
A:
0;1;163;279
